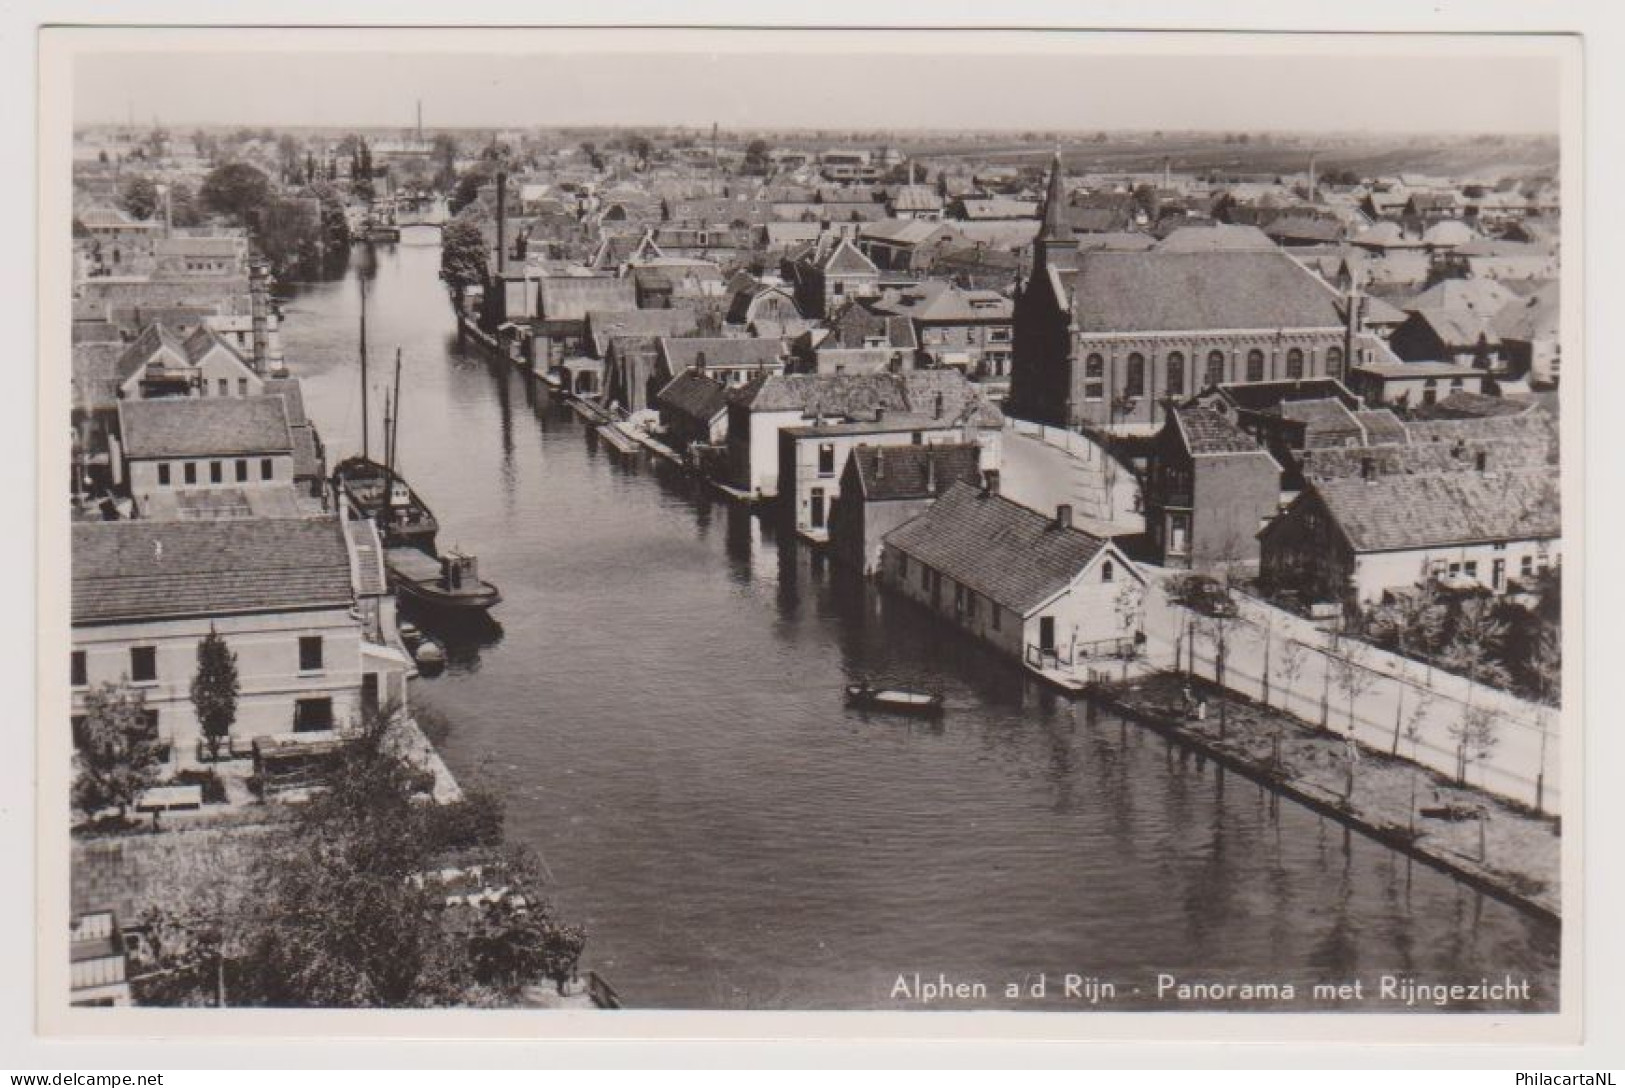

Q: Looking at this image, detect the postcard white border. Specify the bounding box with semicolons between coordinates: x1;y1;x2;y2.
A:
16;7;1615;1067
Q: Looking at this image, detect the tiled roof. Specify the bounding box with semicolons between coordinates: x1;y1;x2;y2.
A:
537;277;637;322
586;308;699;356
1153;224;1277;252
655;371;729;422
1405;278;1518;316
1493;285;1559;343
1063;249;1344;333
1172;405;1262;455
660;337;786;372
890;185;943;212
72;516;356;625
819;238;880;276
1309;468;1560;552
1429;391;1532;419
1407;307;1498;349
884;482;1115;614
1352;409;1408;445
733;370;1003;426
261;377;309;427
1279;398;1365;447
119;396;293;458
824;302;916;350
870;280;1012;323
851;443;983;502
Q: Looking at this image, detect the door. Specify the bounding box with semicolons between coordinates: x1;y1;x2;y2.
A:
1169;513;1189;557
1039;616;1056;653
810;488;826;530
1492;558;1506;591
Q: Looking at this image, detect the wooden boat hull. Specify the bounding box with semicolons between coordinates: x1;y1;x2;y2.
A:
845;685;945;716
333;456;440;552
389;567;502;614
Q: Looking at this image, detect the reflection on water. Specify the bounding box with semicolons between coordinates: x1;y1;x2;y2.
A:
276;237;1560;1011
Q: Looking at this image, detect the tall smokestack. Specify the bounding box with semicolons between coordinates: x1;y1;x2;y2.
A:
249;258;270;375
495;170;509;277
416;99;423;146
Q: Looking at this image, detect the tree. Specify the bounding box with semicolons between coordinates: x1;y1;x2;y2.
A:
440;213;490;310
190;626;240;763
1439;598;1510;783
198;706;586;1007
1364;581;1446;682
743;139;771;176
118;175;161;221
167;182;203;228
72;681;165;823
200;161;272;226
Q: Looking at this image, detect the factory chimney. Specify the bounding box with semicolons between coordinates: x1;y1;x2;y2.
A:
249;259;271;375
495;170;509;277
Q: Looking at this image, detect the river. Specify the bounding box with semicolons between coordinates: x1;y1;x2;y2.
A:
276;232;1559;1012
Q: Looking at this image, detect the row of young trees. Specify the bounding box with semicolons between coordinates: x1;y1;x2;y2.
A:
1166;569;1553;810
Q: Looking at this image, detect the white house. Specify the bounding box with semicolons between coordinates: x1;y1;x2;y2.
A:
881;482;1147;668
70;515;411;762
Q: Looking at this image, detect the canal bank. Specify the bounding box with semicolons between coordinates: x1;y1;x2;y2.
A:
1089;673;1560;924
278;234;1559;1011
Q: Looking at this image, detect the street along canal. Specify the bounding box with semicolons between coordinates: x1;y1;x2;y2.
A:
277;233;1559;1011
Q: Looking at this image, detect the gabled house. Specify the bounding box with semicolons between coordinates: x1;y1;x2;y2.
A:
868;280;1015;381
1142;404;1283;572
114;323;266;402
828;443;984;574
881;482;1147;666
655;371;730;452
784;236;882;318
1259;465;1561;605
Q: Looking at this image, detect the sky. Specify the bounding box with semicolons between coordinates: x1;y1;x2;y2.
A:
70;39;1564;135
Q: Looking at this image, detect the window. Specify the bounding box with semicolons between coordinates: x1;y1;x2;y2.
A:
183;462;197;485
1464;561;1479;579
1246;349;1265;383
954;583;965;614
1423;379;1438;406
1286;347;1304;380
1205;350;1226;388
991;607;1001;631
209;461;223;485
294;698;334;733
71;651;86;688
1102;559;1114;583
1166;352;1185;396
260;458;273;481
217;378;228;396
968;594;979;620
1326;346;1344;376
235;459;248;482
1521;555;1534;578
238;378;249;396
898;554;908;580
362;673;380;716
1125;353;1145;398
157;463;171;487
1085;353;1105;378
817;443;836;477
130;646;156;684
989;327;1011;343
298;636;324;673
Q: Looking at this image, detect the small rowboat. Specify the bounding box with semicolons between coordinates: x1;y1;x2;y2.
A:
845;684;944;717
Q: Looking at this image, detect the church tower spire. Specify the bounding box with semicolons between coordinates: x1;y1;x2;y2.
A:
1033;147;1075;280
1039;148;1070;245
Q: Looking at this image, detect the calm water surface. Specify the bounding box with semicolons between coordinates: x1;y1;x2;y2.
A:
278;235;1559;1011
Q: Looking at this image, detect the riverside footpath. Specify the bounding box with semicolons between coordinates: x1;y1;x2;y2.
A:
1092;672;1560;923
